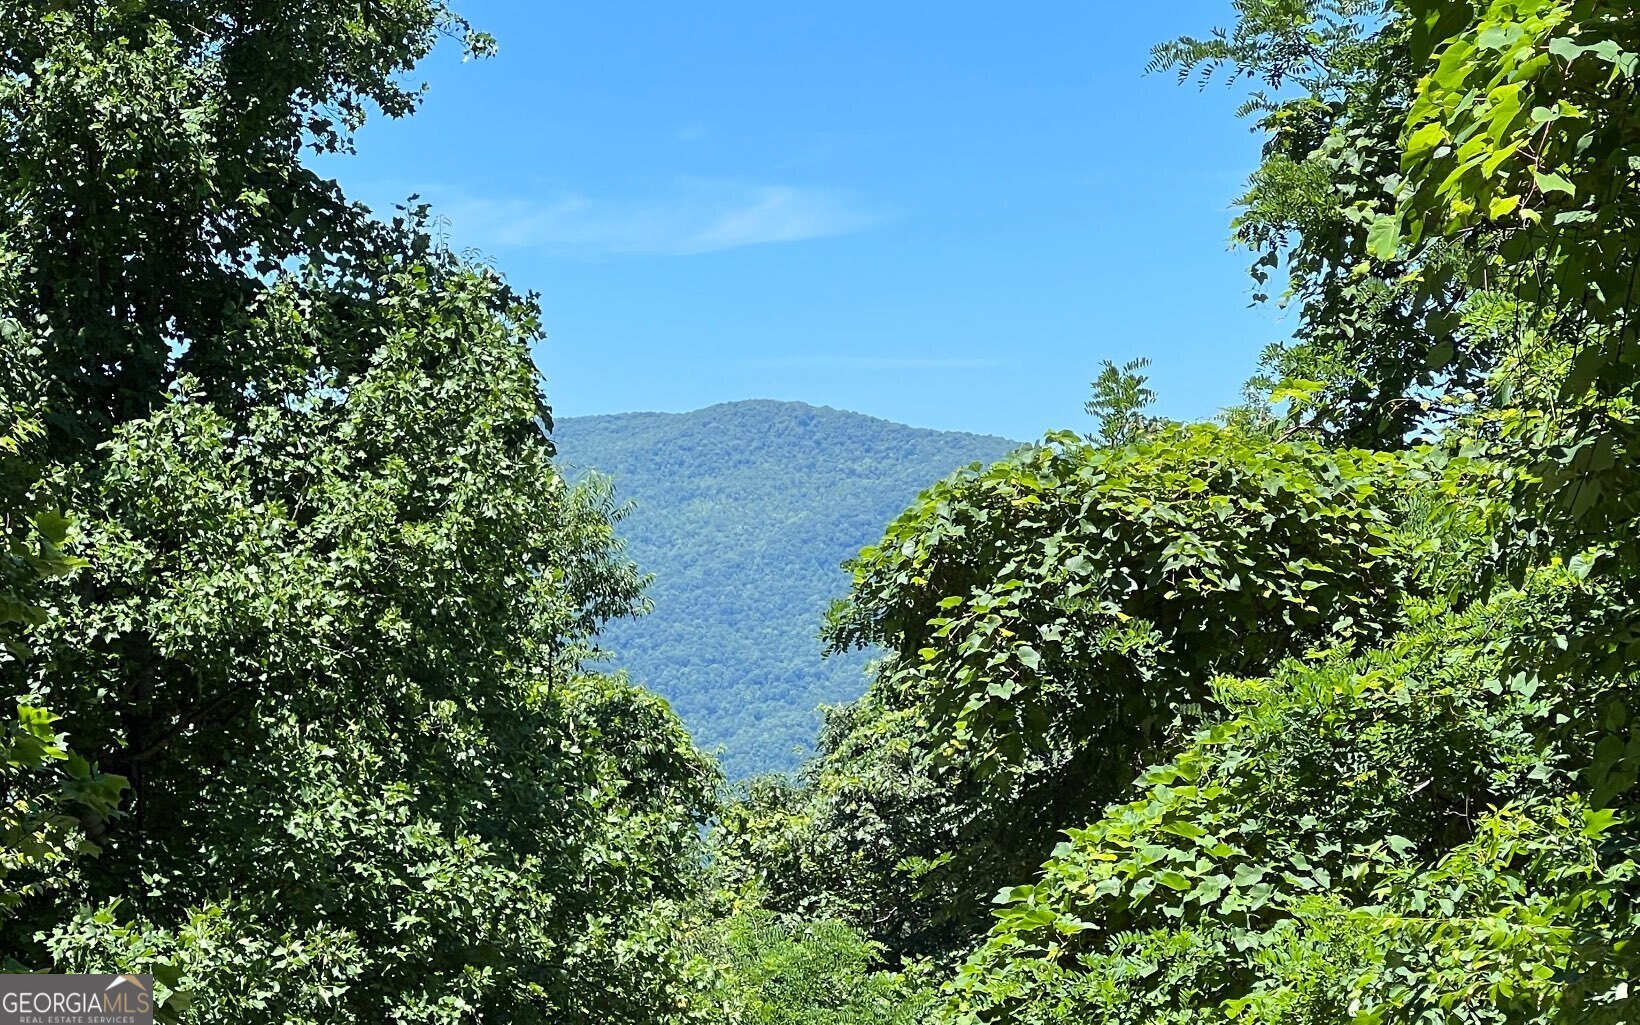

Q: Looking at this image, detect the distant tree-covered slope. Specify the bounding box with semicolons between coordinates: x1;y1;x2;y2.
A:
553;400;1018;776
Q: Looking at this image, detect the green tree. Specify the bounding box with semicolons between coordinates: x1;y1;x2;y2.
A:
723;422;1425;961
0;3;717;1021
726;7;1640;1020
1083;358;1161;448
934;2;1640;1020
1154;1;1494;447
0;0;492;452
0;402;125;925
686;908;933;1025
947;566;1640;1024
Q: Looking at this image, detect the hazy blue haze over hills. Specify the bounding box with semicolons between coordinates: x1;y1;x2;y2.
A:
553;400;1019;776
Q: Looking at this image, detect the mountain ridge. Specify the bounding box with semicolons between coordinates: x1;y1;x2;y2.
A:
558;398;1014;440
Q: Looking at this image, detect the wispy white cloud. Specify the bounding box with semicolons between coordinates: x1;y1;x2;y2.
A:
741;355;1004;370
403;181;880;257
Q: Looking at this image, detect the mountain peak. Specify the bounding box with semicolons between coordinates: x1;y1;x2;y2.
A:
553;402;1019;775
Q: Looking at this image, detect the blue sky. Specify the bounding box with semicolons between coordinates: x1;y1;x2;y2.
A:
322;0;1289;442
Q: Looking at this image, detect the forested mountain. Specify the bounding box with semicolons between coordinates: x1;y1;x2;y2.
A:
554;401;1018;776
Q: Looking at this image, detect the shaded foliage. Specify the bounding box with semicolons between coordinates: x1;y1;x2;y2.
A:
0;404;124;924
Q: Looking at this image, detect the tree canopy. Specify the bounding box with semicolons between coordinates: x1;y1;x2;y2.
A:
1;3;715;1021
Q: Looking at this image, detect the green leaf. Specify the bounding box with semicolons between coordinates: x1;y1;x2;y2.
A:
1405;121;1447;160
1533;171;1576;196
1156;870;1192;892
1548;37;1588;62
30;509;72;545
1367;213;1403;261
